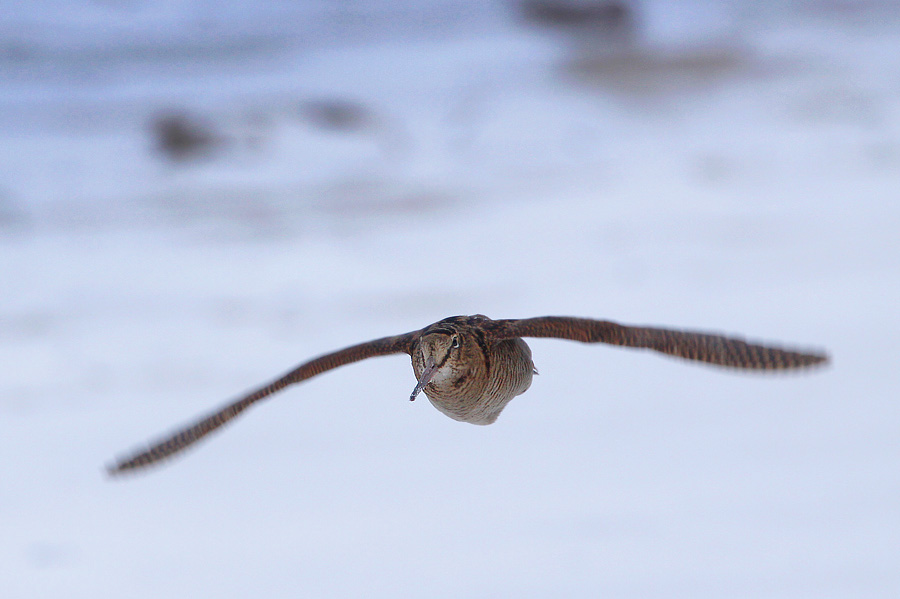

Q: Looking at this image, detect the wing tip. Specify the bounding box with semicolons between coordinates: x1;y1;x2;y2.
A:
104;455;143;479
811;351;830;366
104;446;170;479
788;347;830;369
105;462;126;479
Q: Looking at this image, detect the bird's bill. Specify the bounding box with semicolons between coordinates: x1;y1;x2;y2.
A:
409;357;437;401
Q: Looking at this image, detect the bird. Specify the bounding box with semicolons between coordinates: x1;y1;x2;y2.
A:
107;314;828;475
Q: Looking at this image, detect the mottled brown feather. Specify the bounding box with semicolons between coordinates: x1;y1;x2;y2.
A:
487;316;828;369
108;333;415;475
108;315;827;476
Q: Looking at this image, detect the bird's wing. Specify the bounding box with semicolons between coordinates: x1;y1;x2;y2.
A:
487;316;828;370
108;332;416;475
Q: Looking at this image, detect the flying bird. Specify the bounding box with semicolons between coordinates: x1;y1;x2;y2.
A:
108;314;828;475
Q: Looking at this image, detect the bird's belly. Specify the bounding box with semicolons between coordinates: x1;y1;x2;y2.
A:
425;338;534;425
424;383;527;425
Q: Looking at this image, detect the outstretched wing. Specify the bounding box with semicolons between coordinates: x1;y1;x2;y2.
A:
108;332;416;476
486;317;828;370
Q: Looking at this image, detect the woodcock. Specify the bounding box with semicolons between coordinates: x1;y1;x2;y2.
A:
108;314;828;475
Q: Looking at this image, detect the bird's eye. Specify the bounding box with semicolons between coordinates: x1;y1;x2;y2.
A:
450;335;460;349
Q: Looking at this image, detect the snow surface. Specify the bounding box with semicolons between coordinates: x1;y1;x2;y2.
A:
1;2;898;598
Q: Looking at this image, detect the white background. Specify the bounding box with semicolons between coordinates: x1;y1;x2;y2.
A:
1;1;898;597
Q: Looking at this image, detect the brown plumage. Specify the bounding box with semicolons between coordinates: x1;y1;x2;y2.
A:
107;314;828;475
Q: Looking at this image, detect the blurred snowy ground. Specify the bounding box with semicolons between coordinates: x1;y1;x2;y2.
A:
1;1;898;597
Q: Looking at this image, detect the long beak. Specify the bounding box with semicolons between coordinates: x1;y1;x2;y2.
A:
409;357;437;401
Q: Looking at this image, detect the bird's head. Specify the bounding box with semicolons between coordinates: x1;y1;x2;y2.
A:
409;315;490;401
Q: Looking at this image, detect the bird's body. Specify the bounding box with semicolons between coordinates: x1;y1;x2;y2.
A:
108;314;828;475
411;316;535;424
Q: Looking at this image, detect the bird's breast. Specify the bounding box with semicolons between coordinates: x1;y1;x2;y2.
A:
421;338;534;425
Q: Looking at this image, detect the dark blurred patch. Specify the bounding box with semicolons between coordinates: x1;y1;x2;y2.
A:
517;1;770;98
299;97;410;159
517;0;637;47
300;99;371;133
519;0;633;30
564;44;754;96
149;110;221;162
